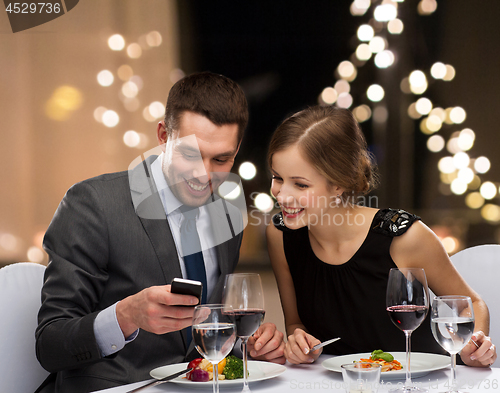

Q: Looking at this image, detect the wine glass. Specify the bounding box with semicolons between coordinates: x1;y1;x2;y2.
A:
223;273;265;392
386;268;429;393
192;304;237;393
431;296;475;393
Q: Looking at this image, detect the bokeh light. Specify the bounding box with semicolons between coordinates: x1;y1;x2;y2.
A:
146;31;162;47
97;70;114;87
367;84;384;102
453;152;470;169
430;62;447;79
443;65;456;81
122;81;139;98
337;61;357;81
337;92;353;108
474;156;491;174
374;4;397;21
357;24;374;41
335;80;350;94
102;110;119;127
438;156;455;174
387;19;404;34
480;182;497;200
321;87;338;105
427;135;445;152
148;101;165;118
409;70;428;94
127;43;142;59
239;162;257;180
123;130;141;148
426;115;443;133
117;65;134;81
450;107;466;124
457;168;474;184
451;178;467;195
369;36;386;53
108;34;125;51
356;43;372;61
374;50;395;68
45;85;83;121
457;128;475;151
418;0;438;15
352;105;372;122
415;97;432;115
481;204;500;222
254;193;274;213
465;192;485;209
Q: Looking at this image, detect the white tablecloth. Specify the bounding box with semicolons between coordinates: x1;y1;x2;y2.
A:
93;355;499;393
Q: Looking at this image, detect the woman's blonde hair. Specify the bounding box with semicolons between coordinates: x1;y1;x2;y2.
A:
268;105;378;197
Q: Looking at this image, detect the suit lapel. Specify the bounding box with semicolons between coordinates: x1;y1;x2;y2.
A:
129;155;183;282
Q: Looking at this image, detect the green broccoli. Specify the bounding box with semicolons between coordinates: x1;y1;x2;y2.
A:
222;355;245;380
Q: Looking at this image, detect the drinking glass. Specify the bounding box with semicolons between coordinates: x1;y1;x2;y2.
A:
386;268;429;393
431;296;475;393
223;273;265;392
192;304;237;393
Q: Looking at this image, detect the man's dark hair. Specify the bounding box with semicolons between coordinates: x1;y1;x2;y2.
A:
164;72;248;144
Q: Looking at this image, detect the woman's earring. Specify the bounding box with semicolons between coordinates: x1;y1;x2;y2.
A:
335;194;341;205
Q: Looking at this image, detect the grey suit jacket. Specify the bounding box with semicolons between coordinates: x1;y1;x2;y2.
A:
35;157;243;392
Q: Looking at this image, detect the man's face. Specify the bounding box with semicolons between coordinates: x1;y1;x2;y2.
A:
159;111;240;207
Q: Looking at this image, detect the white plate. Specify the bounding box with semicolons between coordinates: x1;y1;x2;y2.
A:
322;352;450;380
150;360;286;387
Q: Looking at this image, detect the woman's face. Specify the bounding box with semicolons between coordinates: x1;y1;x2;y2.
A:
271;144;342;229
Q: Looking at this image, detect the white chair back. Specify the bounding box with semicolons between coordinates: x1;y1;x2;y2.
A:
450;244;500;367
0;262;50;391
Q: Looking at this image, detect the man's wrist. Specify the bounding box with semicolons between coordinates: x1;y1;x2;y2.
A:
116;297;139;338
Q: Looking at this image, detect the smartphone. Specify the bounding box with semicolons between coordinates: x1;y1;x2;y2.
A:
170;278;203;306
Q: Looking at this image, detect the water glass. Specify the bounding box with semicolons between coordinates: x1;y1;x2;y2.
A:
341;362;381;393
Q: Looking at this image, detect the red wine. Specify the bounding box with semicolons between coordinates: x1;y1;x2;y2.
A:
387;305;428;331
224;309;265;338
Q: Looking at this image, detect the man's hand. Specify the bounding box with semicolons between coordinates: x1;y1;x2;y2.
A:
116;285;199;337
284;328;321;364
247;322;285;364
460;331;497;367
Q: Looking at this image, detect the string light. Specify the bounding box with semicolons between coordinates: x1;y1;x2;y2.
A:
318;1;498;225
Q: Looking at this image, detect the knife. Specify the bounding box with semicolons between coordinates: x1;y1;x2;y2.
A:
125;367;193;393
308;337;341;353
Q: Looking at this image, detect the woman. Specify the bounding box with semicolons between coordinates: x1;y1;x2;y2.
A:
266;105;497;367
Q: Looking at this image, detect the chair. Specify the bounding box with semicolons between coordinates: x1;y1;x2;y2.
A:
0;262;50;392
450;244;500;367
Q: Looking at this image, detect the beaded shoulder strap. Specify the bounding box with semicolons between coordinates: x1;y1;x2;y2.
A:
272;212;295;232
371;208;420;237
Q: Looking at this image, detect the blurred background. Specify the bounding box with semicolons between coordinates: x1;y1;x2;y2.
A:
1;0;500;332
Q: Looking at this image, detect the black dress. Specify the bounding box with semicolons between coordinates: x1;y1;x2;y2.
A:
274;208;446;356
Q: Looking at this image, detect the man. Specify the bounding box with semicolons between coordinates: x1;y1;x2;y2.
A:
36;72;285;393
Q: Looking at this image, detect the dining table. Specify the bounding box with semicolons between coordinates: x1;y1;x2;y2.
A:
93;354;499;393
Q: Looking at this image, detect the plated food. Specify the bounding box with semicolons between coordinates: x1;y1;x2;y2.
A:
322;351;450;380
185;355;244;382
150;360;287;386
356;350;402;372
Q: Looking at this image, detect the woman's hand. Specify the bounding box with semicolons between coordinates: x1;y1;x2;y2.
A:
284;328;322;364
460;331;497;367
247;322;286;364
